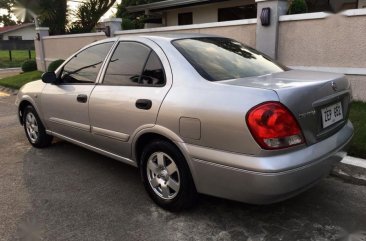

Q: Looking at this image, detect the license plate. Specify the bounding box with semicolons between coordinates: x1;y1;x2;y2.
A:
321;102;343;128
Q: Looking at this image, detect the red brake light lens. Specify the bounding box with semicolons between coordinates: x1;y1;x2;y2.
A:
246;102;304;149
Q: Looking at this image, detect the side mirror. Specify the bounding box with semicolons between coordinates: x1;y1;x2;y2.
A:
41;72;57;84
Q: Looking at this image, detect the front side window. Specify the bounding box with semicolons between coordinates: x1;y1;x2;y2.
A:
60;42;113;84
103;42;165;87
173;37;287;82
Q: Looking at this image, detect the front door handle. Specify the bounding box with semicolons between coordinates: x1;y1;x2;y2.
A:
136;99;152;110
77;94;88;103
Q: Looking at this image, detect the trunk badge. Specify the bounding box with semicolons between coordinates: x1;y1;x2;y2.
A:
331;81;338;92
298;110;316;119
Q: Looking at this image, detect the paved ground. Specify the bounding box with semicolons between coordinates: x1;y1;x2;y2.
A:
1;92;366;241
0;69;21;79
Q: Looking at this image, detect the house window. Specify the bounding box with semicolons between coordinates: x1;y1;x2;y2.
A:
218;4;257;22
306;0;359;13
8;36;22;40
178;12;193;25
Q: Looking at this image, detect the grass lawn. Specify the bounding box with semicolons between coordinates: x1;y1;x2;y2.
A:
0;71;42;89
0;71;365;159
348;101;366;159
0;50;36;68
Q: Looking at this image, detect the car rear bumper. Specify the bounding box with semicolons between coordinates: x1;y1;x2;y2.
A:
186;121;354;204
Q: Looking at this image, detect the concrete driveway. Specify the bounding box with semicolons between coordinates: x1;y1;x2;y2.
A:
1;92;366;241
0;68;21;79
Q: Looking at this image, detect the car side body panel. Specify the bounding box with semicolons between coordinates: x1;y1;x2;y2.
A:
149;36;280;155
88;37;174;158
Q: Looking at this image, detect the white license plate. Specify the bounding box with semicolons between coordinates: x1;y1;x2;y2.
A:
321;102;343;128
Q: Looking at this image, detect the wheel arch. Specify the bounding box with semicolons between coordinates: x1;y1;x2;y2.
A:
18;97;45;127
132;126;192;169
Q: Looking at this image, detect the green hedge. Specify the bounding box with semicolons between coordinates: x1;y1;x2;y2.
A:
21;60;37;72
288;0;308;14
48;59;65;72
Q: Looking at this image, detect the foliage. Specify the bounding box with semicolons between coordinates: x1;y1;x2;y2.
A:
69;0;117;34
0;70;42;89
0;0;17;26
47;59;64;72
21;59;37;72
288;0;308;14
14;0;68;35
38;0;68;35
348;101;366;159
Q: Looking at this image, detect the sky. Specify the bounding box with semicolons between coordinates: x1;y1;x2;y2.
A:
0;0;122;26
68;0;122;21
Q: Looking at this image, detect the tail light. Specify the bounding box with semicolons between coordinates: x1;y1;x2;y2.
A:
246;102;304;149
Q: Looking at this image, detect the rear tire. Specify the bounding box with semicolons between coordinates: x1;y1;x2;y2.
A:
140;140;197;211
23;105;53;148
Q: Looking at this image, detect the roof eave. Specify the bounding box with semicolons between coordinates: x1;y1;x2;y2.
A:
0;23;35;34
127;0;210;13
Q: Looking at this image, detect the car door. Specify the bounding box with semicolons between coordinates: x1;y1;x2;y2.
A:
88;38;172;158
41;41;114;143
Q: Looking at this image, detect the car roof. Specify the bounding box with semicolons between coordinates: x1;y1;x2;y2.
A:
90;33;224;47
140;33;221;41
99;33;222;42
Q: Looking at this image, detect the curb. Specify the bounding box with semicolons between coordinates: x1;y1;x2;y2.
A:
0;86;18;95
332;155;366;185
0;67;21;72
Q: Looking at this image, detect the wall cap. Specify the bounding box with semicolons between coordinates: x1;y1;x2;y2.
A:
35;27;50;31
115;18;257;35
342;8;366;17
43;32;105;39
279;12;330;22
255;0;287;2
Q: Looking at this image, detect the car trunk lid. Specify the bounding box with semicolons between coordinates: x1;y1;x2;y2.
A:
221;70;352;145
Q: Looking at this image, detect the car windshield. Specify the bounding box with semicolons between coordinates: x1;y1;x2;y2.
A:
172;37;288;81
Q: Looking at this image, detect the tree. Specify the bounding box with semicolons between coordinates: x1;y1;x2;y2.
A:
38;0;67;35
15;0;67;35
0;0;17;26
69;0;117;33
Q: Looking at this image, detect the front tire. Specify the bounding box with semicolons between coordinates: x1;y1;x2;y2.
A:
140;140;197;211
23;105;53;148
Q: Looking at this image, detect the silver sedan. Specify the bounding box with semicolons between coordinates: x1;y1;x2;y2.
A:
16;34;353;211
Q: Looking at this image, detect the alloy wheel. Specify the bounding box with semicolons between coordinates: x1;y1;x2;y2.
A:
25;112;39;143
146;152;181;200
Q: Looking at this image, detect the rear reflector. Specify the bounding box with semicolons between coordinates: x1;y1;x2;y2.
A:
246;102;304;149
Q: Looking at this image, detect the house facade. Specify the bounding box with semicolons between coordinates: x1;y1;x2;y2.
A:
127;0;366;28
0;23;35;40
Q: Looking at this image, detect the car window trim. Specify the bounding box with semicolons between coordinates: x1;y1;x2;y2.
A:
100;40;167;88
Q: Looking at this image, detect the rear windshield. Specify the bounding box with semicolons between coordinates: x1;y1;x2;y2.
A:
172;37;287;81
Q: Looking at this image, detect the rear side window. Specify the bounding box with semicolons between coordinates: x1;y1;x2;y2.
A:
60;42;113;84
141;52;165;86
103;42;165;86
172;37;287;81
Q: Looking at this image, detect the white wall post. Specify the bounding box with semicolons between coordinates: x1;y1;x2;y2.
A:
102;18;122;37
255;0;288;59
34;27;49;72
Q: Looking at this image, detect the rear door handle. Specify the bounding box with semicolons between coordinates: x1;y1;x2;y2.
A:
77;94;88;103
136;99;152;110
